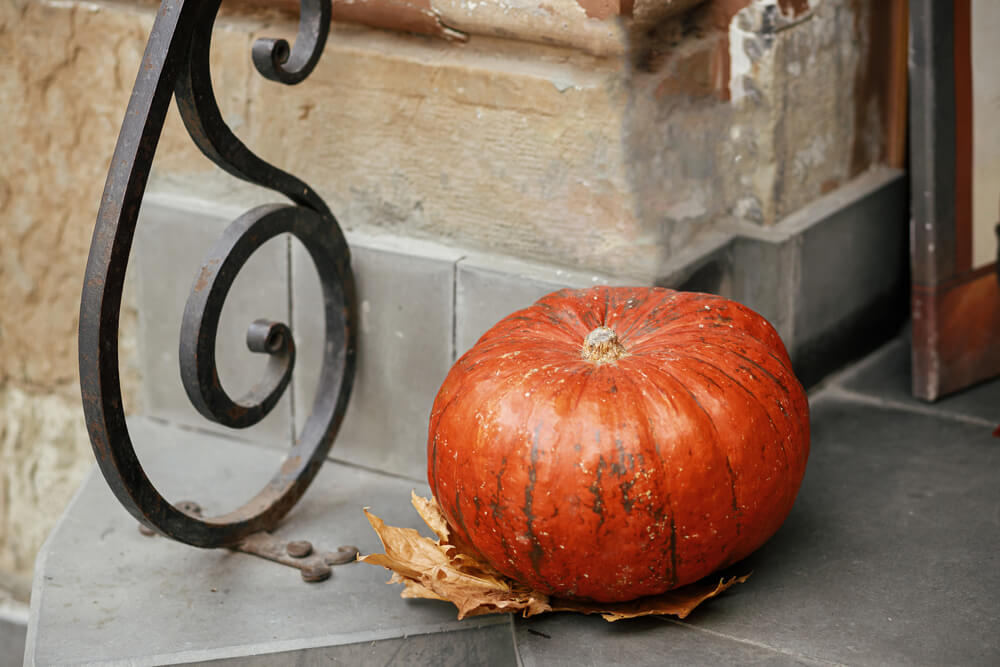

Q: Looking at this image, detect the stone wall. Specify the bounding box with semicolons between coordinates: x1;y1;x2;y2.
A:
144;0;896;278
626;0;895;258
0;0;304;594
0;0;897;600
0;0;143;595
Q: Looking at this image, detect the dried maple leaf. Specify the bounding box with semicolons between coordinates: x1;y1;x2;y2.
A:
358;495;748;621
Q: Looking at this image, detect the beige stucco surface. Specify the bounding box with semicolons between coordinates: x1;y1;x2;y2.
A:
0;0;158;590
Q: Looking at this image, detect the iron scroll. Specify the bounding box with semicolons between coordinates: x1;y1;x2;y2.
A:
78;0;356;553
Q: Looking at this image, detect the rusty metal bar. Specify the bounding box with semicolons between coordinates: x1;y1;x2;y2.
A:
78;0;356;553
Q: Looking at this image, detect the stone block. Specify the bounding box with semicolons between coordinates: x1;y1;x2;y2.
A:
292;232;463;481
789;169;908;347
728;234;797;344
454;252;640;358
105;0;895;282
244;22;642;276
688;168;908;387
132;195;293;448
0;1;151;390
0;0;277;593
788;168;908;384
0;0;257;392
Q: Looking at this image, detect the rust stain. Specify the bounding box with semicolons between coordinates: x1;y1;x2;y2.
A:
646;0;751;100
575;0;623;20
695;0;753;101
696;0;753;31
332;0;463;39
655;43;728;101
777;0;810;18
265;0;467;41
820;179;839;194
848;0;894;176
193;263;215;293
281;455;303;477
573;0;699;21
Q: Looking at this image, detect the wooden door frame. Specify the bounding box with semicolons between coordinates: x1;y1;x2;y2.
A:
910;0;1000;400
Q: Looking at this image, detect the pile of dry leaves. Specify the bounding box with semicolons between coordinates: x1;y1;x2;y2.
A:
358;492;748;622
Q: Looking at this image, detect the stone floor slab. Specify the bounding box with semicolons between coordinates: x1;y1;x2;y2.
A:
516;614;816;666
679;396;997;665
514;394;1000;666
24;418;508;666
195;624;515;666
839;336;1000;426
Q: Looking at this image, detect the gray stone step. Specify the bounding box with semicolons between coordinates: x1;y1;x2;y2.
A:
24;418;513;666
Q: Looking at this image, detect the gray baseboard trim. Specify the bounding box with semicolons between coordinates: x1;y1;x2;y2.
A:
130;168;906;478
662;167;909;387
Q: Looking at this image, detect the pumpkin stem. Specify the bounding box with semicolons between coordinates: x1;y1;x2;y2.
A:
582;326;627;363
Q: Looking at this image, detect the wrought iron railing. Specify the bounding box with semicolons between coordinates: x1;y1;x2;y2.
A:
78;0;357;581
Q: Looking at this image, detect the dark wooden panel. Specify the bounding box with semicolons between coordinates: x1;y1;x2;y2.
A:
910;0;957;288
912;265;1000;400
886;0;909;169
909;0;1000;400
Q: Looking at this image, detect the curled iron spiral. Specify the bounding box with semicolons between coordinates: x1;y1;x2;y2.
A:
78;0;356;548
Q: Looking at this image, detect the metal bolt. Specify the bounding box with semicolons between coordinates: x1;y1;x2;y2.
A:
177;500;203;517
286;540;313;558
300;563;331;583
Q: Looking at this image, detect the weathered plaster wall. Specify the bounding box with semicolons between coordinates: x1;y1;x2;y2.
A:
0;0;297;597
0;0;127;592
0;0;292;594
0;0;231;594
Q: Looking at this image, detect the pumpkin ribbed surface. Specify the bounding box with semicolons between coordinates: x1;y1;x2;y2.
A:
427;286;809;603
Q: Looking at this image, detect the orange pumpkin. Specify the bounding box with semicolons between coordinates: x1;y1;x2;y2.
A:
427;286;809;602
